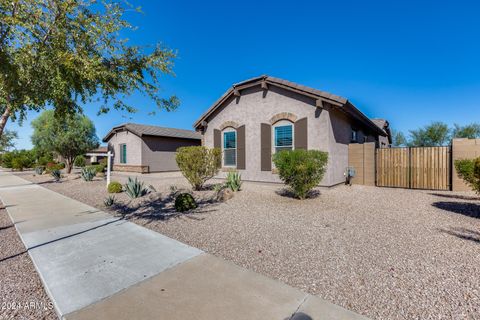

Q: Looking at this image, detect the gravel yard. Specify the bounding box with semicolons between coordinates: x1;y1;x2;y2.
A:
14;170;480;320
0;202;57;320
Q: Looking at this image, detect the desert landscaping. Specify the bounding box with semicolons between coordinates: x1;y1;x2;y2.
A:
12;170;480;320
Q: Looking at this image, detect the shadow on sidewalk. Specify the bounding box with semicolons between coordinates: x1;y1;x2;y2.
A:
0;218;123;263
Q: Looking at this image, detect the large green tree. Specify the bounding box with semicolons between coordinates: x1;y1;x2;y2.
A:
0;129;16;151
452;123;480;139
31;110;99;173
0;0;178;137
408;122;450;147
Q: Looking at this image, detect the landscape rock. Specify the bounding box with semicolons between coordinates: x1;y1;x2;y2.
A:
216;188;234;202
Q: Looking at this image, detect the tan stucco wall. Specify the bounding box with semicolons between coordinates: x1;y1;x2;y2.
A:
107;130;143;166
202;85;379;186
141;136;201;172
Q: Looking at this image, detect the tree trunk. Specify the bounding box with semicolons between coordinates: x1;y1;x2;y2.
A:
66;158;73;174
0;105;12;137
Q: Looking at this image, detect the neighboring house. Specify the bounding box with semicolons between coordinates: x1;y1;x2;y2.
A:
85;146;108;164
371;118;392;148
103;123;201;173
194;75;391;186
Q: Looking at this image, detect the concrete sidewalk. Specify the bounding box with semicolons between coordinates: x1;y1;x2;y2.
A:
0;171;368;320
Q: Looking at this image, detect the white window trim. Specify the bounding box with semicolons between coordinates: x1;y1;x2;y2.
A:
272;120;294;155
222;128;237;168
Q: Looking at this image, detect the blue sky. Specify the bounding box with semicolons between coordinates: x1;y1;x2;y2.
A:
9;0;480;149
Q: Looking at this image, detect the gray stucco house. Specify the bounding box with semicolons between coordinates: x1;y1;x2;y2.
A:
103;123;201;173
194;75;391;186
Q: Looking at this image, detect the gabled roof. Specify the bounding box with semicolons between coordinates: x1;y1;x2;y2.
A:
193;75;386;137
103;123;201;142
371;118;392;143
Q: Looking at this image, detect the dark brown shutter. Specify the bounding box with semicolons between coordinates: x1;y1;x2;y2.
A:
294;117;308;150
236;125;246;170
261;123;272;171
213;129;221;149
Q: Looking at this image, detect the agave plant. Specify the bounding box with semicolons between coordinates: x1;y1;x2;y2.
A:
225;171;242;192
124;177;150;199
104;195;116;207
35;166;45;175
50;169;62;182
81;167;96;181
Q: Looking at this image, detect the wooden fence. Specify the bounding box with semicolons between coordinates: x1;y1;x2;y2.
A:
376;146;451;190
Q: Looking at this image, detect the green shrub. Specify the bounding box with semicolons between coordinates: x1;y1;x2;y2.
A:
176;146;221;190
51;169;62;182
37;154;54;166
104;195;116;207
273;150;328;199
124;177;150;198
35;166;45;175
225;171;242;192
88;164;105;174
455;157;480;194
174;193;197;212
3;150;35;170
74;155;86;167
81;167;97;181
107;181;123;193
45;162;64;173
1;152;13;168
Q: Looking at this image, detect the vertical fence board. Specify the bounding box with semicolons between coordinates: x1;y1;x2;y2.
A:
376;146;450;190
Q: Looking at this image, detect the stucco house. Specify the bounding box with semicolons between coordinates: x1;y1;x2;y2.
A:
194;75;391;186
103;123;201;173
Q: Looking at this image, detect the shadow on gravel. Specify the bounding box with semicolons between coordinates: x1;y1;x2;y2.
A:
112;192;219;222
432;201;480;219
439;227;480;244
429;193;480;201
275;188;321;200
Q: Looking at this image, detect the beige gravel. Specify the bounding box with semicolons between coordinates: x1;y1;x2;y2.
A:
0;202;57;320
15;170;480;320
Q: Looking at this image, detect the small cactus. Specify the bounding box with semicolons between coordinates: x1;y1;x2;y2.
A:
124;177;150;199
51;169;62;182
104;195;116;207
81;167;96;181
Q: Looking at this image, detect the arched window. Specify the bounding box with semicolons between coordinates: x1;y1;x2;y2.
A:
273;120;294;153
222;128;237;167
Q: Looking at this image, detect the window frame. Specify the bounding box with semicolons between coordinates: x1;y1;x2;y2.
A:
222;128;237;167
351;129;358;143
119;143;127;164
273;120;294;155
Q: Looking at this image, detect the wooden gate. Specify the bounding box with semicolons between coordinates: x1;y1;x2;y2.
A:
376;146;451;190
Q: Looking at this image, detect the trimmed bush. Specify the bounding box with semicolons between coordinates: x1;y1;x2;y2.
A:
81;167;97;181
176;146;221;190
107;181;123;193
88;164;105;174
225;171;242;192
74;155;86;167
124;177;150;198
174;193;197;212
455;157;480;194
273;150;328;199
2;150;35;170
